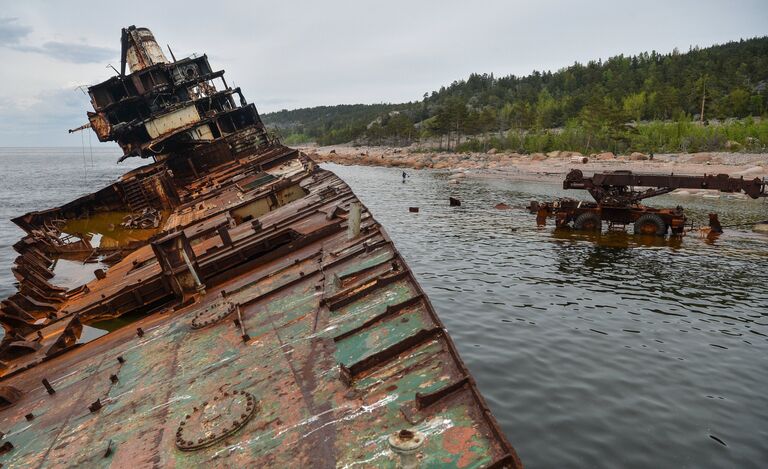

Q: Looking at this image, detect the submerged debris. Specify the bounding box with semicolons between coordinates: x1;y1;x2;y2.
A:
530;169;766;235
120;207;161;230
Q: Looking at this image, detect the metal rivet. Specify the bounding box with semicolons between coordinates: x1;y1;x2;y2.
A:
89;399;102;413
104;439;113;458
42;378;56;395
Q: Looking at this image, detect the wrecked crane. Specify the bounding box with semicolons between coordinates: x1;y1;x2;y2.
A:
529;169;767;235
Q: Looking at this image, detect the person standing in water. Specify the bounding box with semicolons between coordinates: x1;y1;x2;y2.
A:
402;171;407;183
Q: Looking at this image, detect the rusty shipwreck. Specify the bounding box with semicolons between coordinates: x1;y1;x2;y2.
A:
0;27;521;468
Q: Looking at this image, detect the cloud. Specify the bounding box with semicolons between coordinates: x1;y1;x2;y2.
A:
256;97;298;106
0;87;97;145
14;41;115;64
0;17;115;63
0;17;31;45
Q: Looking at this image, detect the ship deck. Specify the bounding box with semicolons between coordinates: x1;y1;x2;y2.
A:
0;147;520;467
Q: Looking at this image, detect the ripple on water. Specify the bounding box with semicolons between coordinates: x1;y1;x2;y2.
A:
327;163;768;469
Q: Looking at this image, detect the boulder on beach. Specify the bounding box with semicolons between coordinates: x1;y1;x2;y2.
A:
531;153;547;161
629;152;649;161
596;152;615;160
487;148;498;155
688;154;713;164
570;155;588;164
494;203;511;210
546;151;562;158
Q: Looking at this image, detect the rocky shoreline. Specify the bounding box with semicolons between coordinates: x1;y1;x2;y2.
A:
302;144;768;185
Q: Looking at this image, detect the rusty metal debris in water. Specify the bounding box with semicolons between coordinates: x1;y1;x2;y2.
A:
0;26;522;468
529;169;766;235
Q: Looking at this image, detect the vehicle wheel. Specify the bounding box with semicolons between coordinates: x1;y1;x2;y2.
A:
634;213;667;236
573;212;602;232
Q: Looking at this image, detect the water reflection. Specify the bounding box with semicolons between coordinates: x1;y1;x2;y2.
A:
550;229;684;249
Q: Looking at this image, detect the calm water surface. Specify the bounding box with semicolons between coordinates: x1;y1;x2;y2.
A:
1;149;767;468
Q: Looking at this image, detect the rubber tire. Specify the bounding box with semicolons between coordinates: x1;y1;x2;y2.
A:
634;213;667;236
573;212;602;232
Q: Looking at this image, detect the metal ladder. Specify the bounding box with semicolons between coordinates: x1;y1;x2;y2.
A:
122;178;150;212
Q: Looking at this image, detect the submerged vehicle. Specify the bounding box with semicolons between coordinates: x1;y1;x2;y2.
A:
0;27;521;468
529;169;766;235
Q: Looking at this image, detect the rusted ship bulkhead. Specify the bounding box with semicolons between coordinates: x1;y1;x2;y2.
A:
0;27;522;468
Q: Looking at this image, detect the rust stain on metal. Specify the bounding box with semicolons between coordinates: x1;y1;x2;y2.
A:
0;26;522;468
530;169;766;235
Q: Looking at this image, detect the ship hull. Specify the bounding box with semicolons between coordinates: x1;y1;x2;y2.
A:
0;146;520;468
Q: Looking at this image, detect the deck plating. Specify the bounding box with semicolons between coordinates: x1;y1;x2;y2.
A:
0;27;521;468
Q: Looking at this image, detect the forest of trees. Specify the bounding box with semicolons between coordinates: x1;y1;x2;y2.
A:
263;37;768;154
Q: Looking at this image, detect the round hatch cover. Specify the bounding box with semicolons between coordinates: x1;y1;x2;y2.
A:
175;390;258;451
191;301;236;329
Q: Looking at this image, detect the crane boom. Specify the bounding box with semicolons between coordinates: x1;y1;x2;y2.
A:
564;169;766;205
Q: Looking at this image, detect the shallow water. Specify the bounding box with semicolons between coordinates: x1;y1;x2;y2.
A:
0;150;767;468
0;147;144;294
327;163;768;469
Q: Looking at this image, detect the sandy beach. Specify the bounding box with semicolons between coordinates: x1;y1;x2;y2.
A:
302;144;768;188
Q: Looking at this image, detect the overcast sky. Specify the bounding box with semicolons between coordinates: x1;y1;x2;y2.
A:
0;0;766;147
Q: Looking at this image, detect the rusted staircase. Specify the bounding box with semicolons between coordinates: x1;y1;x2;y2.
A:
121;178;150;212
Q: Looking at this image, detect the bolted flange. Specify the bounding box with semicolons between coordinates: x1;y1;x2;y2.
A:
175;389;258;451
191;301;236;330
388;429;425;469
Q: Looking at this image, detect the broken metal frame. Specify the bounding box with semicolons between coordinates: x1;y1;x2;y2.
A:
0;26;522;468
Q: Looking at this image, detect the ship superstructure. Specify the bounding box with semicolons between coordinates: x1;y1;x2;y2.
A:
88;26;269;164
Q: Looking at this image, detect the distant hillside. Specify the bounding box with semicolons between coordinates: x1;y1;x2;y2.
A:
263;37;768;154
263;103;401;145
